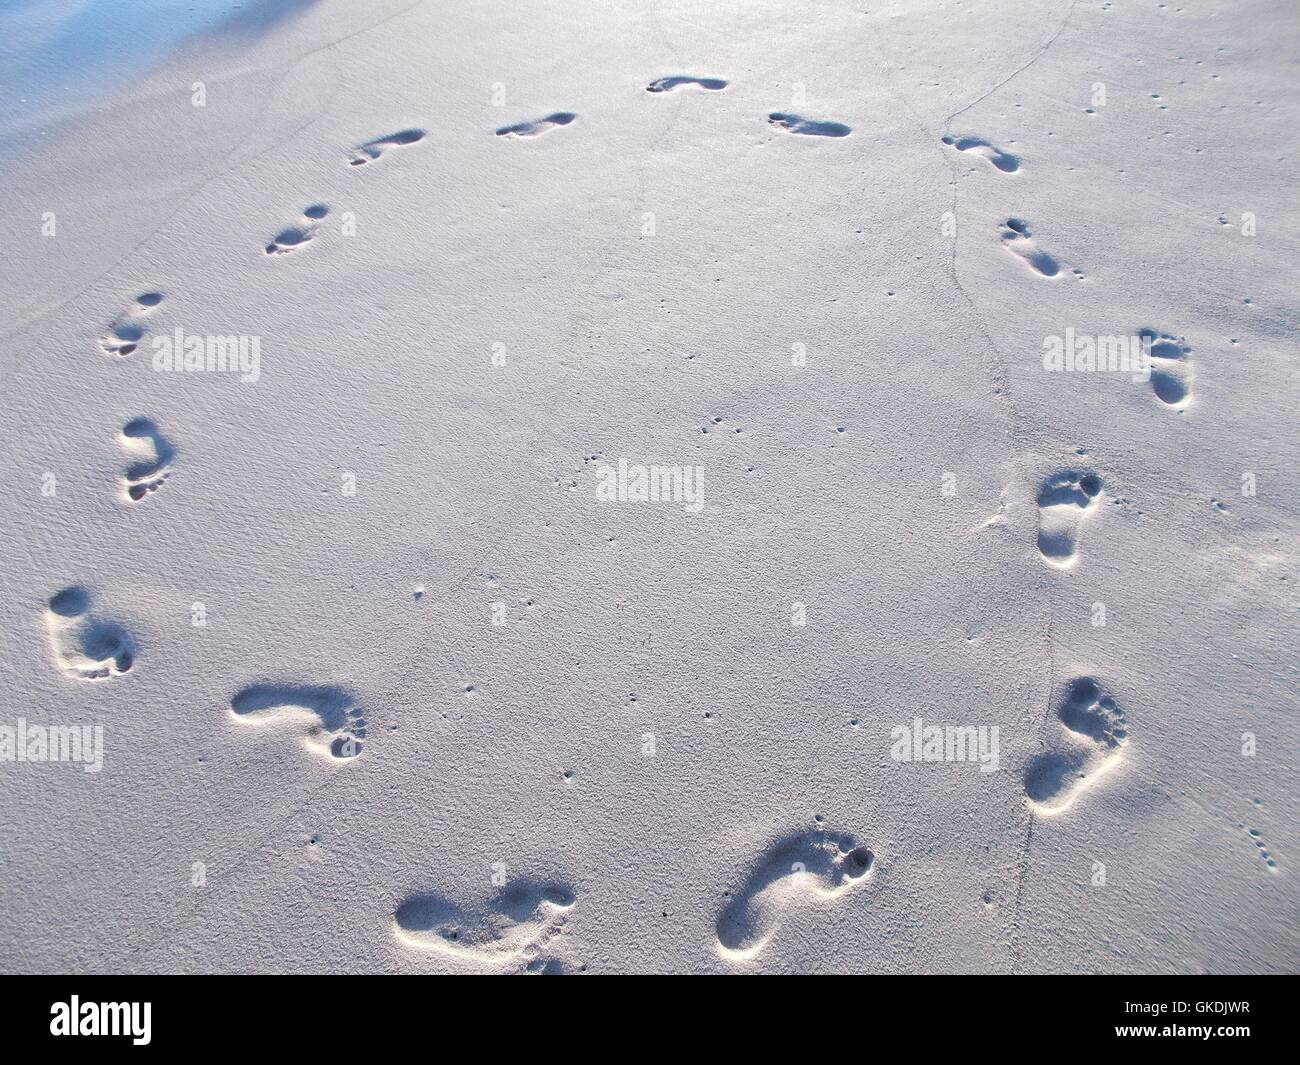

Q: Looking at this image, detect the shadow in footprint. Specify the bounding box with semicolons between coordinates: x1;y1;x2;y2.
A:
99;291;165;358
395;878;576;967
1024;749;1084;806
266;204;329;256
46;586;135;679
1036;470;1102;566
1000;218;1060;277
348;128;425;166
121;417;176;502
942;134;1020;173
717;826;874;958
230;683;366;759
647;75;728;93
1025;677;1128;814
1058;677;1127;747
1137;326;1193;408
495;112;577;138
768;112;852;138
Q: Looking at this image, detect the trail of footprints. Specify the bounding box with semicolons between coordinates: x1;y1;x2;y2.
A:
1240;812;1280;874
945;96;1205;816
937;132;1095;285
389;821;875;970
65;67;1235;954
1029;470;1133;813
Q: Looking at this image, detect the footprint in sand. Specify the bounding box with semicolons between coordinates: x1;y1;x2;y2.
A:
120;417;176;502
716;825;875;959
395;879;576;969
646;75;728;93
347;128;425;166
1024;678;1128;815
45;586;136;681
265;204;329;256
767;112;852;138
942;134;1020;173
98;291;164;358
1241;821;1280;874
1036;470;1102;567
999;218;1061;278
230;683;367;760
495;112;577;139
1138;327;1193;409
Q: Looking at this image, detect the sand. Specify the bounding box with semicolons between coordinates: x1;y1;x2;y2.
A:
0;0;1295;974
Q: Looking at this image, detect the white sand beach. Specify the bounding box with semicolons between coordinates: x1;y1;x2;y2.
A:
0;0;1296;974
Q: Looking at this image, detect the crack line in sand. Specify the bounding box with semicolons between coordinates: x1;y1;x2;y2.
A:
945;0;1079;126
3;0;431;342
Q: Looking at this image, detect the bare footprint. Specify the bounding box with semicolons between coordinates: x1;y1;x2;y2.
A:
1024;677;1128;815
1241;821;1281;874
98;291;164;358
646;75;728;93
120;417;175;502
1138;327;1193;409
45;586;135;681
347;128;425;166
265;204;329;256
716;824;875;959
230;683;366;760
767;112;852;138
395;879;576;969
999;218;1060;278
942;134;1020;173
1036;470;1102;567
495;112;577;139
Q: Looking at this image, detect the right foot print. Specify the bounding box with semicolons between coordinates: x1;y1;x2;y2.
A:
646;75;728;93
265;204;329;256
495;112;577;139
120;417;176;502
347;128;425;166
767;112;852;138
1036;470;1102;567
1138;327;1193;408
230;683;366;760
98;291;164;358
1024;677;1128;815
999;218;1061;278
716;824;875;959
394;878;576;969
45;586;136;681
941;133;1020;173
